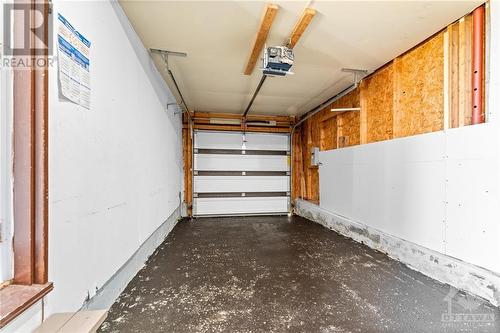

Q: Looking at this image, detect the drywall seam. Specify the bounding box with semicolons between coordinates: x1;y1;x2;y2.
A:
295;199;500;308
81;205;181;311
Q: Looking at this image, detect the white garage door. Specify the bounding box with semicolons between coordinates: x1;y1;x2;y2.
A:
193;131;290;216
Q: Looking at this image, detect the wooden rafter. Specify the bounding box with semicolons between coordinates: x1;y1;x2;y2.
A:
243;4;279;75
287;8;316;48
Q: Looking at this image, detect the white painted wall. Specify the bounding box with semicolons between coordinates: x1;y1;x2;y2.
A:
318;2;500;275
0;0;14;284
47;0;182;312
3;0;183;331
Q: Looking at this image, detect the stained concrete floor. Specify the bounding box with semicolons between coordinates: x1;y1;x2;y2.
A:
99;216;499;333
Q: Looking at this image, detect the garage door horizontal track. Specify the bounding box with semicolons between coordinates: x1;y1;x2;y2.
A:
99;216;500;333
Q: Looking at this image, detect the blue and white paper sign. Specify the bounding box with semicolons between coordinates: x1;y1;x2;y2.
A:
57;13;91;109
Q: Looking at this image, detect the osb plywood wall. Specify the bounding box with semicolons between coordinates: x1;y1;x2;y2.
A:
360;64;394;143
182;126;193;215
293;11;478;203
393;33;445;138
337;110;360;148
319;117;336;151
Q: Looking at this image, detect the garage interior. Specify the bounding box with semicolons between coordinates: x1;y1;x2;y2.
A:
1;0;500;332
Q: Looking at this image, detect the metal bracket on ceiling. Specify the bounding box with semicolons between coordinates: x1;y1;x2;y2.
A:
341;68;369;85
167;102;182;115
150;49;188;70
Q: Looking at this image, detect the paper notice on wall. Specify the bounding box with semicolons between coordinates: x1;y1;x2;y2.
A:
57;13;91;109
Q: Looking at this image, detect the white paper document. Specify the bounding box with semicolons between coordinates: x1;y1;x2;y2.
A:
57;13;91;109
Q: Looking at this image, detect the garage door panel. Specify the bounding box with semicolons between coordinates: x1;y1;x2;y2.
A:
193;197;289;215
193;131;290;216
244;133;289;151
195;132;244;149
195;132;289;151
194;154;289;171
194;176;289;192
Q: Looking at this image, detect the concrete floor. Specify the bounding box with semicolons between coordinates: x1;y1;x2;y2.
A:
99;216;499;333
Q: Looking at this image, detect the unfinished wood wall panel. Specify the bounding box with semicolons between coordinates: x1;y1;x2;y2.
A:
276;13;476;208
292;129;304;201
309;113;322;149
332;89;360;148
308;117;320;203
299;124;309;200
448;24;460;129
322;89;360;149
320;117;337;150
393;32;445;138
337;111;360;148
182;126;192;214
294;89;359;204
459;15;473;126
319;89;359;122
300;119;320;203
447;14;473;128
329;89;360;112
360;64;394;143
294;116;318;203
294;29;451;204
293;12;480;206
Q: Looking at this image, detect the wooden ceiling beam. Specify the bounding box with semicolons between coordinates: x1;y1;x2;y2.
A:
243;4;279;75
193;112;294;123
193;124;291;133
287;8;316;49
193;119;293;128
194;112;242;120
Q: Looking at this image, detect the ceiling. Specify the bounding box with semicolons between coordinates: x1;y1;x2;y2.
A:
119;0;482;116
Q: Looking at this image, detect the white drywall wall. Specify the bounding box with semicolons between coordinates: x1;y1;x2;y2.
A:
3;0;182;331
0;2;14;284
318;2;500;275
46;0;182;312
